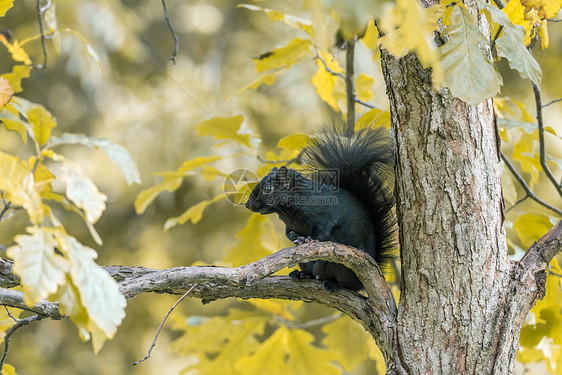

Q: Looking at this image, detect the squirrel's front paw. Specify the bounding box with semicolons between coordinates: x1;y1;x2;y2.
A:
322;279;342;293
289;270;313;281
292;236;318;245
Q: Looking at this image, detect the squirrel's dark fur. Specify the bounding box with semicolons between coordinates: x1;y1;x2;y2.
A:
245;125;397;292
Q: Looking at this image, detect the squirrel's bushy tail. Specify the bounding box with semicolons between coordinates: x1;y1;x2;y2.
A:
305;124;398;270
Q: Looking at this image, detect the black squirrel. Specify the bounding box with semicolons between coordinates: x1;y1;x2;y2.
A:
245;125;397;292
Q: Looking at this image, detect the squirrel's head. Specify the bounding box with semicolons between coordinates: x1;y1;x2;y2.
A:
245;166;300;214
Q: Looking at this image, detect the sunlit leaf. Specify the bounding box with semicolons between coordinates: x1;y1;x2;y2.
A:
229;70;285;99
235;326;292;374
164;193;226;230
0;35;32;65
355;73;375;102
439;5;502;105
277;133;311;150
134;176;183;214
7;227;69;305
322;315;369;372
311;50;343;111
477;0;541;85
286;328;340;374
501;164;518;206
195;115;253;148
254;38;313;74
60;28;104;73
238;4;314;37
361;19;378;50
47;133;141;185
378;0;443;86
514;213;553;248
61;160;107;223
223;214;274;267
521;0;562;19
0;105;29;143
0;150;43;223
355;108;391;130
1;363;18;375
0;65;31;93
0;0;15;16
0;77;13;108
367;339;386;374
27;105;56;147
55;231;126;350
512;132;541;186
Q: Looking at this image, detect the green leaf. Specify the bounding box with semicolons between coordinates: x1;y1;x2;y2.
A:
254;38;313;74
55;231;126;349
476;0;541;85
439;5;502;105
164;193;226;230
27;105;57;146
195;115;253;148
47;133;141;185
497;118;536;133
322;315;370;372
0;150;43;223
7;227;69;305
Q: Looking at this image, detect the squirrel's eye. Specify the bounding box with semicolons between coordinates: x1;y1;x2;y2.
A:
263;184;273;193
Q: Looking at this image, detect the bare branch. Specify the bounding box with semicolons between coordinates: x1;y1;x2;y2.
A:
542;98;562;108
316;53;346;79
490;26;503;52
161;0;179;64
345;38;356;136
0;314;43;371
134;284;198;365
35;0;50;69
501;152;562;216
532;83;562;197
0;242;398;360
520;220;562;273
492;0;506;9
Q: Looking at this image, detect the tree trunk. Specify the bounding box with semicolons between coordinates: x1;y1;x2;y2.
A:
379;2;530;373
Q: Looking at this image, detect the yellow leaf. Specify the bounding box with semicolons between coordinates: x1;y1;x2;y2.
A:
0;0;15;17
7;227;69;305
321;315;369;372
249;300;295;321
1;363;18;375
513;213;553;248
27;105;57;146
0;105;28;143
254;38;313;74
0;77;13;108
228;70;284;99
0;35;32;65
0;151;43;223
235;326;292;374
512;132;541;186
223;214;274;266
355;108;391;131
286;328;340;374
503;0;534;46
538;19;549;49
367;340;387;374
237;4;314;37
0;65;31;93
355;73;375;102
378;0;443;87
164;193;226;230
134;176;183;214
311;50;343;112
277;133;311;150
195;115;253;148
361;19;378;50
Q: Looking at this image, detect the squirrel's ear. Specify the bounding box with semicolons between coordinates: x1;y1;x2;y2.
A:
272;167;279;172
277;166;292;188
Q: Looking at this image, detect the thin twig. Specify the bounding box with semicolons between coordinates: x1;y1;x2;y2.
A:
161;0;179;64
355;97;376;109
299;313;343;328
548;265;562;277
4;306;17;322
491;25;503;52
35;0;49;69
316;53;346;79
532;83;562;197
492;0;506;9
0;314;43;372
505;196;529;214
0;202;11;222
133;283;198;365
345;38;356;136
501;152;562;216
542;98;562;108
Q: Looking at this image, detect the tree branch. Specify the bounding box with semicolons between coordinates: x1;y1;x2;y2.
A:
161;0;179;64
0;242;398;361
345;38;356;136
519;219;562;274
532;83;562;197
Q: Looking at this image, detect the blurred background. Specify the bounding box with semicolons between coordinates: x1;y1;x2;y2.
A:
1;0;561;374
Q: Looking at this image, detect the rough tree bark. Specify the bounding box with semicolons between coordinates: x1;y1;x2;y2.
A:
378;0;560;374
